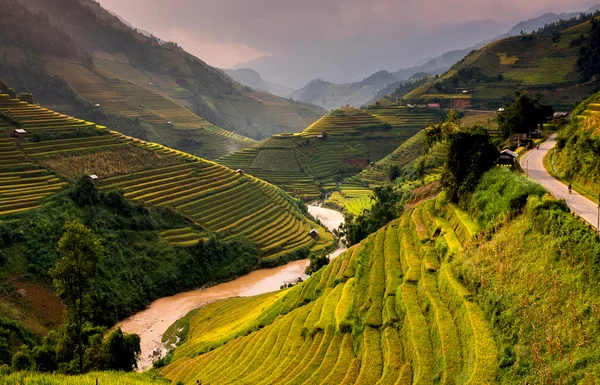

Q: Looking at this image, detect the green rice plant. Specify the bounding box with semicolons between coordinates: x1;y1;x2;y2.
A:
423;245;441;273
421;271;463;384
402;235;421;284
339;358;363;385
335;278;356;333
376;327;406;385
355;327;384;384
384;222;403;296
315;285;343;331
438;265;498;384
402;282;436;384
394;363;414;385
302;295;326;335
383;295;400;326
321;334;358;384
282;326;336;384
365;230;386;327
301;332;345;385
411;206;430;244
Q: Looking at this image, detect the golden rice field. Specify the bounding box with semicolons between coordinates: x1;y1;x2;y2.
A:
0;93;333;256
218;105;438;200
35;142;183;179
161;196;498;384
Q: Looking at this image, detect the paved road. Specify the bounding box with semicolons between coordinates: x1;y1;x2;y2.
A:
520;133;599;232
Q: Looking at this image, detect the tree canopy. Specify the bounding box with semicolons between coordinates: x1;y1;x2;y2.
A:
497;92;554;139
441;126;499;203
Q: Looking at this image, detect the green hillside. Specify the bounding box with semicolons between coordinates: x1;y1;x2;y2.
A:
160;168;600;384
0;0;325;159
218;105;441;200
404;18;599;109
553;91;600;197
0;93;331;256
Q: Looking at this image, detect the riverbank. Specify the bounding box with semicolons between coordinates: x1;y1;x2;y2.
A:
118;204;346;370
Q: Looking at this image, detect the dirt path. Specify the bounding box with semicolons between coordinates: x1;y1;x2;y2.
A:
520;134;599;231
118;204;346;370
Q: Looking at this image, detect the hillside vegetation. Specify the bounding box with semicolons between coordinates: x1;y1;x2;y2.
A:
553;91;600;197
218;104;441;200
404;17;600;109
0;89;333;368
161;167;600;384
0;0;326;158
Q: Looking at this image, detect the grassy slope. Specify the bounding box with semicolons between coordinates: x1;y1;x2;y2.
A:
218;105;440;200
553;91;600;198
405;20;596;109
161;196;499;384
162;168;600;384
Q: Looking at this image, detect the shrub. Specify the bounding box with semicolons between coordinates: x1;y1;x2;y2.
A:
11;346;34;371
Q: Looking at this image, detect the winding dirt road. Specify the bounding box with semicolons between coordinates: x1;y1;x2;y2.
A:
118;204;345;370
520;134;599;231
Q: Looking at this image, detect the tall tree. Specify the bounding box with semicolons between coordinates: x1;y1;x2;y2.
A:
441;126;499;203
498;92;554;139
50;220;103;373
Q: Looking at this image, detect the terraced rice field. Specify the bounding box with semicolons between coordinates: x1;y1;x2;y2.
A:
45;60;256;159
0;93;331;254
96;160;332;256
0;95;76;216
161;196;498;384
219;106;438;200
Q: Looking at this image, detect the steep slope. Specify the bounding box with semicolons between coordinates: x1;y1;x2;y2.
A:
404;17;599;109
0;93;332;258
1;0;325;155
292;71;400;110
162;169;600;384
161;196;498;384
218;105;440;200
552;91;600;197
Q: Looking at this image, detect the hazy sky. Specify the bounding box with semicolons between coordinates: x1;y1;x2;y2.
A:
98;0;592;66
98;0;594;86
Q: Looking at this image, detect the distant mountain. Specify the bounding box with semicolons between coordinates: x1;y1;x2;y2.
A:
224;68;294;98
506;4;600;36
0;0;326;159
230;19;507;88
394;49;474;81
292;71;400;110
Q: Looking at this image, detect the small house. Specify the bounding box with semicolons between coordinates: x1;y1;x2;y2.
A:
498;107;505;112
427;103;441;109
309;229;319;238
11;129;26;138
166;121;173;126
552;112;570;121
236;169;244;175
462;90;469;94
498;149;518;166
94;103;101;108
88;174;99;181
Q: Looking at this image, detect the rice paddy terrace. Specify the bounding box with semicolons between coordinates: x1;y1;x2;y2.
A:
44;59;257;159
404;20;596;109
161;196;499;384
218;106;439;200
0;93;332;258
326;130;447;216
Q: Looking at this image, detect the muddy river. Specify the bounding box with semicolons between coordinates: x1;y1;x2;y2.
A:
118;204;345;370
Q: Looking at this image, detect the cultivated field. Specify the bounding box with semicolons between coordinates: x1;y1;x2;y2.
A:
218;105;439;200
0;93;332;256
161;197;498;384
